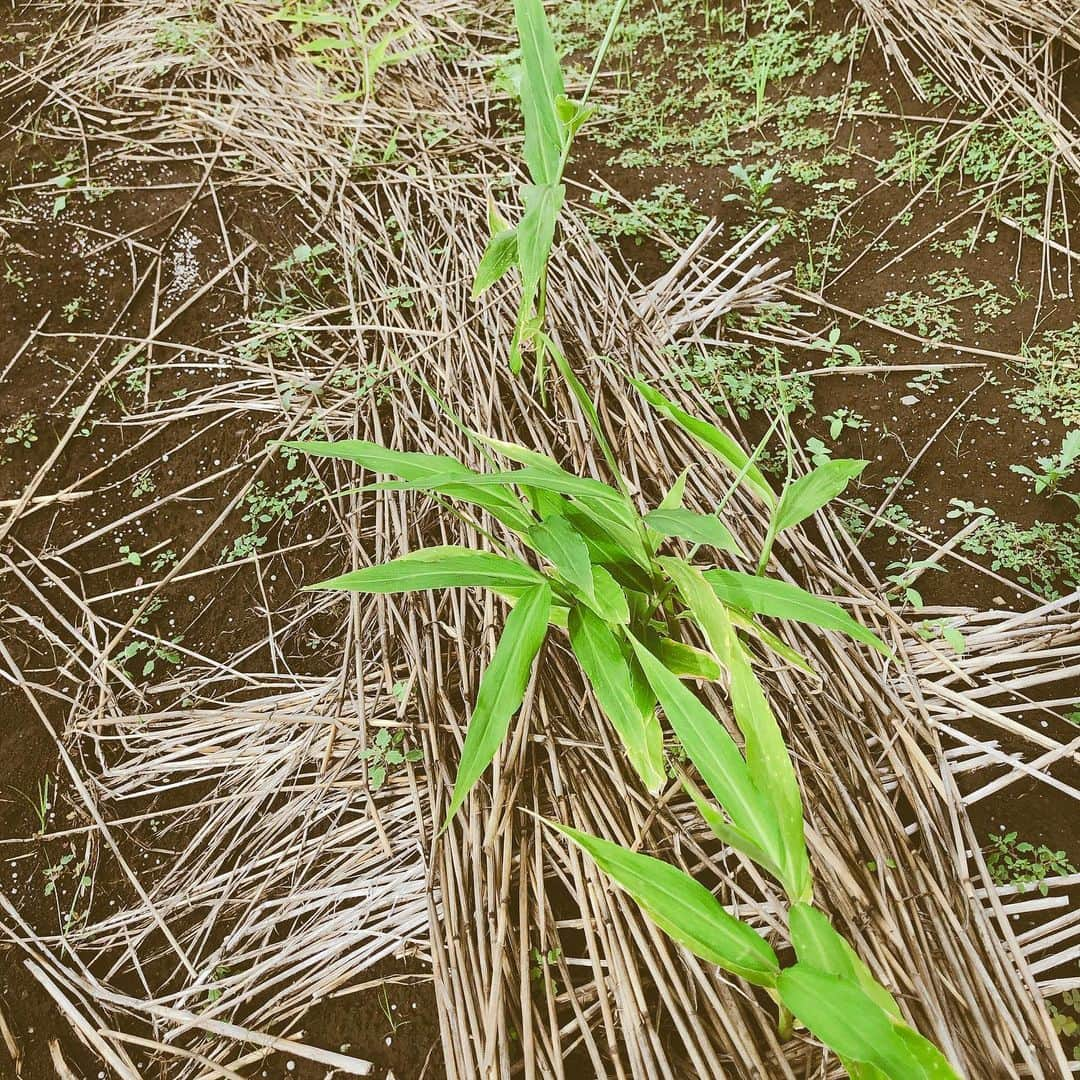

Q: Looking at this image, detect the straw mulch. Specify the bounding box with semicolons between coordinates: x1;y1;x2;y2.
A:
0;2;1074;1076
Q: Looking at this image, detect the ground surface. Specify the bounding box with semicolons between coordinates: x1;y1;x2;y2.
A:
0;0;1078;1074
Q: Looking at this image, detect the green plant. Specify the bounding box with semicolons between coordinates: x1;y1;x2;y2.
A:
2;412;38;457
360;727;423;790
43;843;93;933
269;0;424;100
472;0;622;384
823;408;866;440
61;296;89;323
723;162;784;217
1011;431;1080;509
960;515;1080;599
529;946;561;991
287;373;958;1075
587;184;706;257
15;774;51;836
986;832;1076;897
883;558;942;609
221;476;320;562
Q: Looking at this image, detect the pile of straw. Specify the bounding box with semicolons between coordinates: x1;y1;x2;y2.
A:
0;1;1074;1075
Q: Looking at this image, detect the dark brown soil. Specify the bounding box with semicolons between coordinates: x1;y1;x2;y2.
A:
1;0;1077;1075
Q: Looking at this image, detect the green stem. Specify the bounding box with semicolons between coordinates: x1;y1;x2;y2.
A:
777;1003;794;1041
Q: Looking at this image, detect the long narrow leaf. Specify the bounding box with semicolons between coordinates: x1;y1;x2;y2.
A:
626;631;785;871
443;584;551;825
705;568;890;657
514;0;565;185
312;547;547;593
548;821;781;987
283;439;533;531
568;607;665;792
631;377;775;506
778;967;924;1076
659;556;812;901
788;904;901;1018
778;965;961;1079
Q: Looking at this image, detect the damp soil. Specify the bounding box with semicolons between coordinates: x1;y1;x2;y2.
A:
0;8;443;1079
1;0;1078;1076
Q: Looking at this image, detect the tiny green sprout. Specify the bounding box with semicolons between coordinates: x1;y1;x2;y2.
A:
946;498;993;520
916;618;966;655
62;297;89;323
118;544;143;567
723;163;785;217
805;436;832;467
361;728;423;790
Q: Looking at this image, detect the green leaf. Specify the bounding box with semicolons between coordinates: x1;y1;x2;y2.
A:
631;377;774;506
659;557;812;901
892;1026;964;1078
443;583;551;825
773;459;867;534
788;904;901;1019
626;631;785;873
514;0;565;185
372;464;623;506
312;547;547;594
588;564;630;624
705;569;890;657
653;636;722;681
527;515;593;598
644;507;743;556
728;609;816;677
658;468;689;511
556;94;595;138
568;607;665;792
548;821;781;986
472;228;518;298
778;966;922;1075
682;776;783;881
283;439;533;531
516;182;564;319
777;965;961;1079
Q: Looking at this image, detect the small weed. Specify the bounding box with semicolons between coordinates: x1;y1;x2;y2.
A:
986;831;1076;896
823;407;866;440
15;775;51;836
587;185;706;257
529;946;562;993
1010;431;1080;508
723;162;785;218
961;515;1080;599
221;476;319;562
361;728;423;791
62;297;89;323
2;412;38;457
676;343;813;420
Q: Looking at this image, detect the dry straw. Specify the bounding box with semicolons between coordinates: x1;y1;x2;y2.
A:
0;1;1074;1076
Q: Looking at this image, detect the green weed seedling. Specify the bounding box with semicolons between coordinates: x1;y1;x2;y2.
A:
1;412;38;461
15;774;51;837
986;832;1076;897
1011;431;1080;511
361;727;423;791
723;162;785;218
269;0;424;100
586;184;706;259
